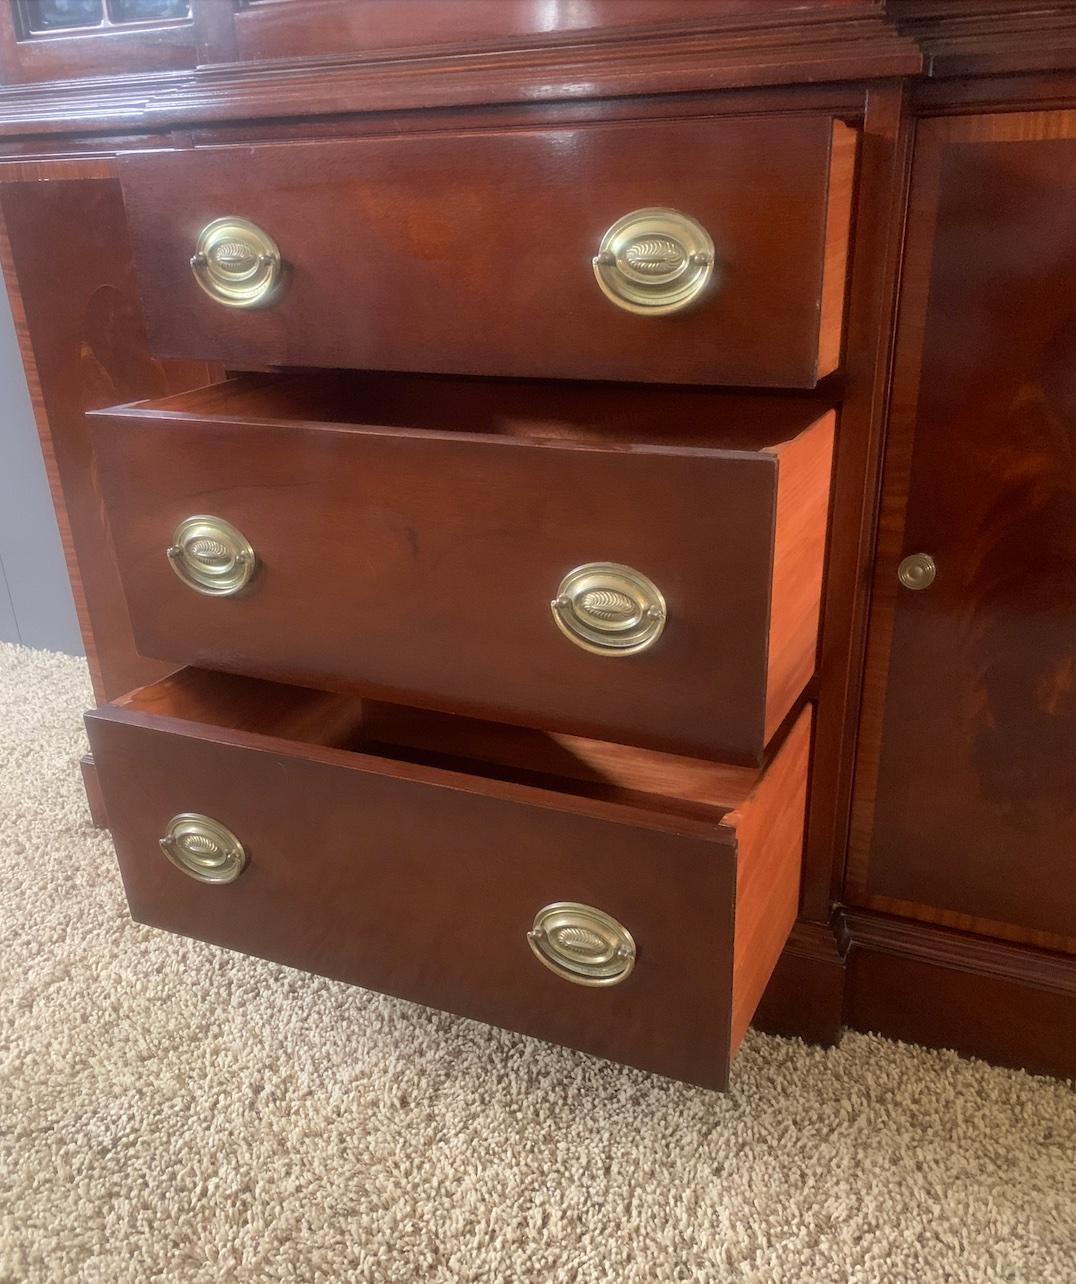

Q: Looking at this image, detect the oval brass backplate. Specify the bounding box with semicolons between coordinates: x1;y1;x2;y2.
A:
159;813;247;884
897;552;937;591
593;207;716;315
528;902;636;987
167;515;257;597
190;216;282;308
552;562;666;656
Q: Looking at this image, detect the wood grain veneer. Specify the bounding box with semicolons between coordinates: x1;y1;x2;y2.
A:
847;109;1076;951
799;81;915;921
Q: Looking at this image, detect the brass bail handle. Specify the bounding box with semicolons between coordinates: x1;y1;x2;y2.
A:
528;902;636;987
159;813;247;884
166;515;257;597
191;216;282;308
593;207;717;315
552;562;666;656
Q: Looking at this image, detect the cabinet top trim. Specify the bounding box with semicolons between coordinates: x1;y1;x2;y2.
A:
0;3;1073;139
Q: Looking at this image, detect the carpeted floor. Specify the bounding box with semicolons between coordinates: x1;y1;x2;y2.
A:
0;641;1073;1284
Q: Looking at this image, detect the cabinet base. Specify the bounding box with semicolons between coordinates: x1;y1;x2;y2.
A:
839;910;1076;1081
755;910;1076;1082
752;919;846;1046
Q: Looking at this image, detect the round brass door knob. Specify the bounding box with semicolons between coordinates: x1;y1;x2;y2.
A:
593;207;716;315
167;515;257;597
552;562;666;656
527;902;636;987
159;813;247;884
897;553;937;590
190;216;282;308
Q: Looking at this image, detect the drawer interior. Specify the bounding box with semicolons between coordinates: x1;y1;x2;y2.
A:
115;368;832;453
114;666;772;824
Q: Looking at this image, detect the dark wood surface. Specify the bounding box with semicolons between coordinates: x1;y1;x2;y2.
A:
90;373;832;762
892;1;1076;78
0;3;195;85
848;109;1076;951
752;920;847;1047
80;754;108;829
86;669;811;1089
841;909;1076;1081
0;2;921;134
230;0;875;66
118;116;855;388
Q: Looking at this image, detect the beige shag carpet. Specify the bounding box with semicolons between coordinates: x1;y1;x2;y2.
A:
1;640;1074;1284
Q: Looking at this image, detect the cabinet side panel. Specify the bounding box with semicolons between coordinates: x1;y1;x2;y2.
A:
0;169;214;701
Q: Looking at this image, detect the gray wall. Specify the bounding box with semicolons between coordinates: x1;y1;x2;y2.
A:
0;280;83;654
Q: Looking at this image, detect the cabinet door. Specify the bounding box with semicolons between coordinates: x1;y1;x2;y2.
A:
848;111;1076;950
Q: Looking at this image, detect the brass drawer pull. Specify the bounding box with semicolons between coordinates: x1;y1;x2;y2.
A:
897;553;936;590
552;562;666;656
528;902;636;987
190;216;282;308
159;813;246;884
593;207;716;315
167;515;256;597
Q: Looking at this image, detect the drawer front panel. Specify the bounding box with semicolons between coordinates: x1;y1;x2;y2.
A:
86;674;812;1089
118;116;856;388
87;707;736;1086
91;408;825;762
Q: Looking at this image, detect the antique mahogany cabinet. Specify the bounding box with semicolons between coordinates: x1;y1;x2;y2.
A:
2;0;1073;1089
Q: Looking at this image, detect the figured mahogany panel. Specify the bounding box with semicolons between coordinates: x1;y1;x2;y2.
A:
89;371;832;762
86;670;811;1089
0;166;214;702
117;116;856;388
848;110;1076;950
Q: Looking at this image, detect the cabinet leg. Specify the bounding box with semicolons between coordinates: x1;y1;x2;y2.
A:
80;754;108;829
752;919;846;1046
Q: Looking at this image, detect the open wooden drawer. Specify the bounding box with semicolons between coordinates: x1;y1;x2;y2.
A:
85;669;812;1089
88;371;833;764
118;116;857;388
